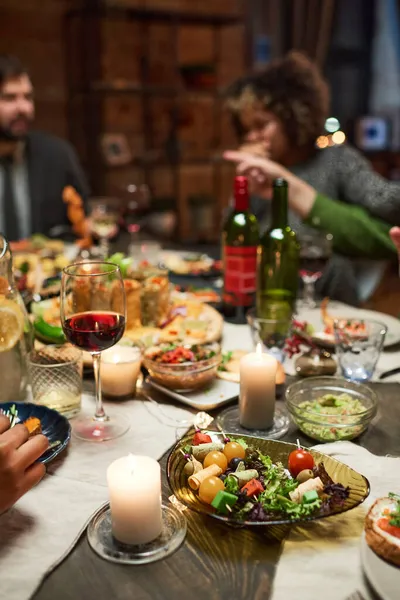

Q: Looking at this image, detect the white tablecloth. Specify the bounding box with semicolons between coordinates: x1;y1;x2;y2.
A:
1;302;399;600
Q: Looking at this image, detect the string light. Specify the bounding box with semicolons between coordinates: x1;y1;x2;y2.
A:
325;117;340;133
332;131;346;145
316;135;329;149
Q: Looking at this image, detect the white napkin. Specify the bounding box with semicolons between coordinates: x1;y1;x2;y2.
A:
271;442;400;600
0;393;195;600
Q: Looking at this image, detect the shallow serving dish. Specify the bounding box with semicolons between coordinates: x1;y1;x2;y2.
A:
167;431;370;527
143;342;221;391
285;376;378;442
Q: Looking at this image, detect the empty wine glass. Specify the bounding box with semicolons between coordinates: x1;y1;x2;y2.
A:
61;262;128;441
89;198;120;257
298;232;333;308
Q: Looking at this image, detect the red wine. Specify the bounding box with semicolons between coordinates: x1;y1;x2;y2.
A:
299;252;330;280
63;311;125;353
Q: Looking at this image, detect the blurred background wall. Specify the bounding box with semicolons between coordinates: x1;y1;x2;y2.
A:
1;0;399;242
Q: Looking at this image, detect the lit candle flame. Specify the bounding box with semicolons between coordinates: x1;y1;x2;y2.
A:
256;343;263;356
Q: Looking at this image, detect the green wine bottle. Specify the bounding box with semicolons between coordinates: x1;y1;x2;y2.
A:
256;178;299;319
222;176;259;323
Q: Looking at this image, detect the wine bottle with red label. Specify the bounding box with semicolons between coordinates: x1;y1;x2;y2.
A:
221;176;259;323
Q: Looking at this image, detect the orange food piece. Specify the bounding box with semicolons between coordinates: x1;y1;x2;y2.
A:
377;517;400;539
24;417;42;436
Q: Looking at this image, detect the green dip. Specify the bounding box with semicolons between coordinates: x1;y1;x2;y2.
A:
296;393;366;441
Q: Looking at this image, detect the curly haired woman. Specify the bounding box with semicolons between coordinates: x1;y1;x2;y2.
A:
224;52;399;304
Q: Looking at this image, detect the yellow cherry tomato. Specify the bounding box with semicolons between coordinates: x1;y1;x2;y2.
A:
203;451;228;472
223;441;246;463
198;476;225;504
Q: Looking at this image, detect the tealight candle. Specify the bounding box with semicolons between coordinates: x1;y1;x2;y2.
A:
107;455;163;545
101;345;141;398
239;344;277;429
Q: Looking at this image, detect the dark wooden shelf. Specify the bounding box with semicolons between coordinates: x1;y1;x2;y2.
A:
104;156;226;169
67;5;243;26
82;82;224;98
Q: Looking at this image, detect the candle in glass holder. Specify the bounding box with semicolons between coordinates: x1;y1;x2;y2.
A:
101;345;141;398
239;344;277;429
107;455;162;545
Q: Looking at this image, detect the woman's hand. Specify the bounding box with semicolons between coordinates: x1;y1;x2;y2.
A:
223;150;317;219
0;415;49;515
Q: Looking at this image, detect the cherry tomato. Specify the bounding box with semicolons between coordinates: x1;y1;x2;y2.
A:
203;451;228;472
223;441;246;463
198;476;225;504
288;448;314;478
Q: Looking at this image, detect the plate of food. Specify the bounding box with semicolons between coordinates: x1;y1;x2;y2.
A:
146;376;239;411
217;350;286;387
167;432;370;526
160;250;222;277
12;235;79;302
361;493;400;600
31;266;224;351
173;285;221;305
0;402;71;463
301;299;400;348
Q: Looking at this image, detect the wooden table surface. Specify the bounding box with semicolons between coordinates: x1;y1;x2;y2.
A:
33;381;400;600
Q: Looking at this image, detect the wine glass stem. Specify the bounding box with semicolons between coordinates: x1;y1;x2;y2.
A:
303;280;316;308
92;352;107;421
100;237;109;258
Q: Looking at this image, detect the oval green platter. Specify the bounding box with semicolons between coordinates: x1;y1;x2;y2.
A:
167;432;370;527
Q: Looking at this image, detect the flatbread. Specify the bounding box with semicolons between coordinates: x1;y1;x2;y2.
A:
124;301;223;346
217;350;286;385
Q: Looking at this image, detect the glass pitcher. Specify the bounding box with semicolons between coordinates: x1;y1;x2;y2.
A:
0;234;33;403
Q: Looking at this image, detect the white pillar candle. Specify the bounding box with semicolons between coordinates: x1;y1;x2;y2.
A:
107;455;163;545
239;344;277;429
101;345;141;398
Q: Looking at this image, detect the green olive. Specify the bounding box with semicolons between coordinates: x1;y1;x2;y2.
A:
183;461;194;476
296;469;314;484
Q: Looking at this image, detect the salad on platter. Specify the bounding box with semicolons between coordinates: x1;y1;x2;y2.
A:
167;432;368;525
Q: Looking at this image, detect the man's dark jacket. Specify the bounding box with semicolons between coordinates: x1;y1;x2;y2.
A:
25;131;89;235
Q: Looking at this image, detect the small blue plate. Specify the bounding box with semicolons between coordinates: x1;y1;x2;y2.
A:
0;402;71;464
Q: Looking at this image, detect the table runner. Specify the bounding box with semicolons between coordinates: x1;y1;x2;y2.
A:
0;393;195;600
271;442;399;600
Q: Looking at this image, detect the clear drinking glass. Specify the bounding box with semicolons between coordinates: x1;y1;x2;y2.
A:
247;307;292;363
60;262;128;441
29;345;82;418
334;319;387;382
298;232;333;308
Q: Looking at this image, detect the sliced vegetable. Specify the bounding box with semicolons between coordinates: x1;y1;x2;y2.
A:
192;432;212;446
233;469;259;487
242;478;264;498
191;441;223;461
34;317;66;344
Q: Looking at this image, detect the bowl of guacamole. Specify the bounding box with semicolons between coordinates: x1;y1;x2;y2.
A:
285;376;378;442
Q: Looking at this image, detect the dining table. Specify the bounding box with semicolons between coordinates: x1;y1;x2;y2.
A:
3;241;400;600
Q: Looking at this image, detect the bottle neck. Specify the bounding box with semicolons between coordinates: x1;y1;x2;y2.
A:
233;176;249;212
271;188;288;228
234;194;249;212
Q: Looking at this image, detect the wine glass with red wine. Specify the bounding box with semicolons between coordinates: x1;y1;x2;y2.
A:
61;262;128;441
298;232;333;308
